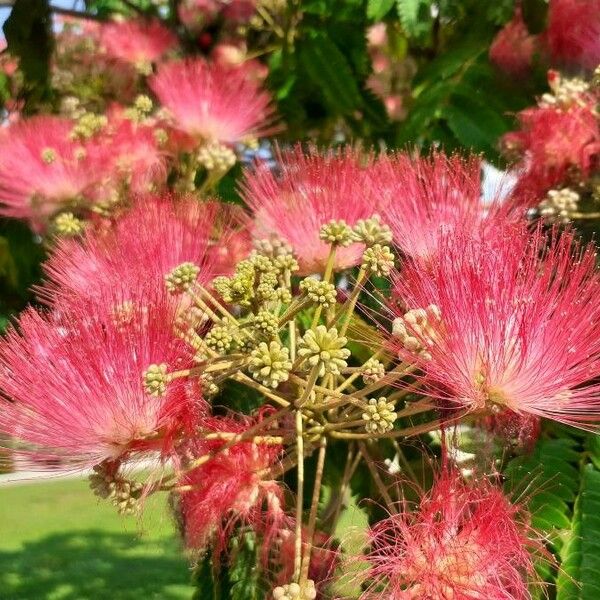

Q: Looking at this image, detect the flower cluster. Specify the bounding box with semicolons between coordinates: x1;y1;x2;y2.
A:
2;6;600;598
503;68;600;214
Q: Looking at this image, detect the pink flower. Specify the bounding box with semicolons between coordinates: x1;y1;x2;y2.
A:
0;289;197;468
40;195;246;306
99;18;178;67
178;414;285;557
390;224;600;430
504;95;600;198
545;0;600;70
378;152;518;261
149;58;275;144
0;116;98;230
490;8;538;77
241;145;379;274
89;107;169;195
362;469;538;600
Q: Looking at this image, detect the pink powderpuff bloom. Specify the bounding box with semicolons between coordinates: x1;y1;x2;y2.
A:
0;288;198;469
241;145;380;274
0;116;99;230
377;152;519;262
504;91;600;199
99;18;178;67
148;58;275;144
89;107;169;196
361;468;538;600
178;413;285;559
390;224;600;431
39;195;247;307
490;8;538;77
545;0;600;71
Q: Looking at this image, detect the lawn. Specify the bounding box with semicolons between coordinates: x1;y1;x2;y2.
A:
0;478;195;600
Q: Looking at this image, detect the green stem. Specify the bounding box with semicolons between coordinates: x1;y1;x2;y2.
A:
300;436;327;586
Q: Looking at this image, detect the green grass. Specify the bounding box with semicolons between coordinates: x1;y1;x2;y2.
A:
0;478;195;600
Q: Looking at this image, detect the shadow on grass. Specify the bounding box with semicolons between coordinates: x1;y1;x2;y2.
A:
0;530;193;600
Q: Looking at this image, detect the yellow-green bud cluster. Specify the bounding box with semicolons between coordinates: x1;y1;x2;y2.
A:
362;244;395;276
319;219;354;246
134;94;153;115
70;112;107;140
205;324;235;354
272;580;317;600
541;76;590;108
143;363;170;397
53;212;84;237
298;325;350;377
300;277;337;308
253;310;279;337
165;262;200;294
200;373;219;397
362;358;386;384
253;236;293;259
197;141;236;173
538;188;580;223
392;305;441;361
352;214;393;246
248;340;292;388
41;147;57;164
213;255;284;307
274;253;299;274
89;464;144;516
363;397;397;434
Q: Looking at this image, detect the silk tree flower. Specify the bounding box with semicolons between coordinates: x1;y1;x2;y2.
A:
99;18;178;70
88;107;169;196
148;58;275;145
503;84;600;199
39;195;248;306
390;224;600;431
241;145;380;274
0;116;99;230
490;7;538;77
0;288;197;469
377;152;519;262
545;0;600;71
361;469;538;600
178;414;285;558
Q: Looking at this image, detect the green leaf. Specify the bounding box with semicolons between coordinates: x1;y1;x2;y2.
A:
228;535;263;600
504;438;580;536
299;31;363;115
557;465;600;600
330;494;370;598
443;93;509;155
367;0;395;20
396;0;432;39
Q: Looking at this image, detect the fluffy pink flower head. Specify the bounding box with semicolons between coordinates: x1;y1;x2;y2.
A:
179;413;285;558
545;0;600;70
377;152;517;262
99;18;178;67
40;195;242;307
504;90;600;198
148;58;275;144
241;145;380;274
0;116;98;229
490;8;538;77
0;288;197;469
362;468;537;599
90;108;169;196
390;224;600;430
